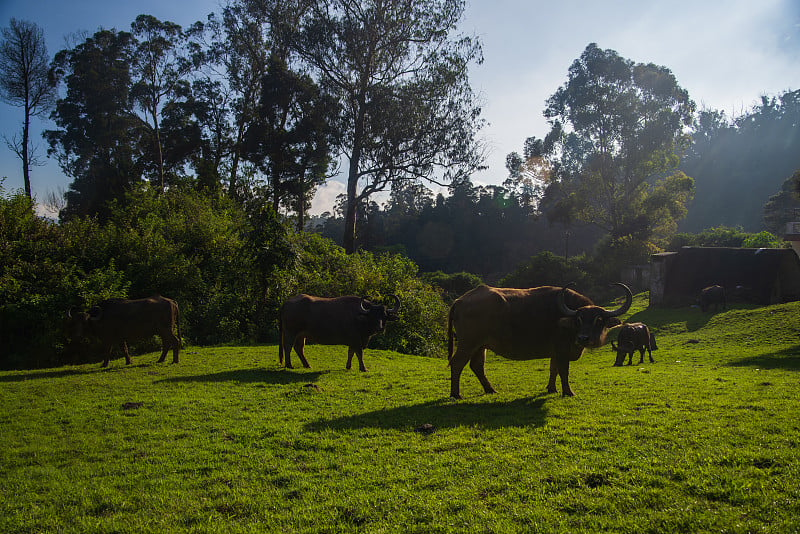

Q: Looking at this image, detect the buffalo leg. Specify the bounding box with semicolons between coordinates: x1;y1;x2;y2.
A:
283;338;294;369
547;357;558;393
157;338;168;363
101;343;112;367
122;342;132;365
293;338;311;368
449;348;473;399
469;349;495;394
346;347;368;372
170;333;180;363
549;357;574;396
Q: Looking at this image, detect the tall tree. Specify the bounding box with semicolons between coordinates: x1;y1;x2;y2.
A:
541;43;695;252
45;29;143;220
243;54;337;230
130;15;196;190
295;0;485;253
201;1;273;199
0;18;56;199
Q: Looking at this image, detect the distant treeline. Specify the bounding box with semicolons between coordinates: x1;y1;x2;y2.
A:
680;90;800;233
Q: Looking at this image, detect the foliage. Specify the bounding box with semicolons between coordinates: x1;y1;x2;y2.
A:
762;168;800;235
681;90;800;232
0;186;128;368
536;43;696;252
294;0;485;253
4;301;800;532
243;53;337;229
667;226;787;250
499;251;594;290
0;183;447;367
0;18;56;198
421;270;483;302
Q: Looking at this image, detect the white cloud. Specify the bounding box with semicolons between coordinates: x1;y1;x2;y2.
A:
309;179;346;216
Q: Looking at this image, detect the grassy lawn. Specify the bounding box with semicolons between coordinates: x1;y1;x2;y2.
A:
2;297;800;533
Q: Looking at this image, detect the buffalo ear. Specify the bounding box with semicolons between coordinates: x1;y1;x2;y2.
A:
605;317;622;328
557;317;574;329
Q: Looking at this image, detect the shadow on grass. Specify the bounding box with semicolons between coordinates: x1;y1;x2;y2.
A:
156;368;327;385
0;368;90;382
726;345;800;371
306;393;549;432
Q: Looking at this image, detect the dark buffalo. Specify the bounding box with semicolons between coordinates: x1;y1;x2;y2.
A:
66;295;181;367
611;322;657;366
279;294;400;371
699;285;726;313
447;283;632;398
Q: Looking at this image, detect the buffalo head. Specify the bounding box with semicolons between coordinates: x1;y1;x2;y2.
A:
611;340;636;366
64;308;91;340
359;294;401;333
557;283;632;348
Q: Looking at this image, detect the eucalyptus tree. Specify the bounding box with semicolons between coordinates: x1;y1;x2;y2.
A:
130;15;198;190
541;43;696;250
244;54;337;230
0;18;56;199
294;0;485;253
45;29;143;221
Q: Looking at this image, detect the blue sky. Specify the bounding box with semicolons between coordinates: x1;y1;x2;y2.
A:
1;0;799;215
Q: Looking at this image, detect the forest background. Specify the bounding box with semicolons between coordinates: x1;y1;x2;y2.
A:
1;0;800;370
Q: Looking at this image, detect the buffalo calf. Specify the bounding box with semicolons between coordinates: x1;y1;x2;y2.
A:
611;322;657;366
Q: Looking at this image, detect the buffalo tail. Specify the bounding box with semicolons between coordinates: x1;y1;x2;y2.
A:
278;314;284;365
447;305;455;365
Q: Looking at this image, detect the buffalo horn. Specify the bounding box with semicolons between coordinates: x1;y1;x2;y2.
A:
89;306;103;321
359;296;372;314
557;283;579;317
602;283;633;318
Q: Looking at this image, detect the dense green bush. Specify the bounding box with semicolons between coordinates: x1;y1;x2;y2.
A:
0;184;449;368
668;226;787;250
420;271;483;302
499;251;595;290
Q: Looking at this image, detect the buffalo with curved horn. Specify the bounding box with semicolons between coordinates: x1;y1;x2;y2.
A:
448;283;632;397
279;294;400;371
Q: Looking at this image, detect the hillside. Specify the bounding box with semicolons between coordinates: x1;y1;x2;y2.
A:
2;301;800;532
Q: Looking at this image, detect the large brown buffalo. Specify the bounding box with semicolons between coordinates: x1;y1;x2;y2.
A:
447;283;632;398
66;296;181;367
611;322;657;366
279;294;400;371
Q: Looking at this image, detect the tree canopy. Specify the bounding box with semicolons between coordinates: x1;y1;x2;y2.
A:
532;43;696;263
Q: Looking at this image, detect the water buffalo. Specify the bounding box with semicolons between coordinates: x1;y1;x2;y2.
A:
447;283;632;398
65;295;181;367
611;322;657;366
278;294;400;371
700;285;726;313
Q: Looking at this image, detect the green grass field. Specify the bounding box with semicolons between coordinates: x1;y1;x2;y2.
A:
3;296;800;533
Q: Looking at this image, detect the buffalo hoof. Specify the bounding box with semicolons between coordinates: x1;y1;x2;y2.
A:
157;357;166;363
450;394;463;400
546;385;557;394
562;390;576;397
359;367;368;372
